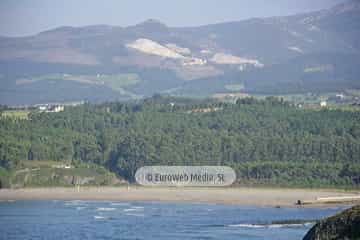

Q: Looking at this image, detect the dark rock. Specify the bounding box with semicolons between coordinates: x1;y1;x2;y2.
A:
303;205;360;240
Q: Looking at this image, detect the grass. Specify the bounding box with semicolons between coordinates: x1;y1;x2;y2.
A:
30;73;141;88
326;104;360;112
9;161;122;188
252;91;360;107
345;89;360;97
0;167;10;188
1;110;30;120
18;160;65;169
22;73;142;99
99;74;141;88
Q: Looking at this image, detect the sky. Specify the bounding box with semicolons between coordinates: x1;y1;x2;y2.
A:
0;0;346;37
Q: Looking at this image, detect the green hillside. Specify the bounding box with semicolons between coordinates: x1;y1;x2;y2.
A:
1;97;360;188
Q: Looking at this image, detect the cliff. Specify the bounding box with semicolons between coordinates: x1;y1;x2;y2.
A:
303;205;360;240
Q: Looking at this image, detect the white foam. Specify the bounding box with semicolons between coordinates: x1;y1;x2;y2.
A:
268;223;314;228
125;213;145;217
110;202;130;206
94;215;108;219
123;208;138;212
228;222;314;229
304;222;315;227
64;200;87;206
123;207;144;212
229;224;265;228
96;207;116;212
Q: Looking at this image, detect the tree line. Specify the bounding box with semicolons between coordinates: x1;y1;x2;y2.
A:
0;96;359;187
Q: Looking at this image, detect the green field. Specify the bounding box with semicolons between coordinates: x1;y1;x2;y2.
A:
30;73;141;87
2;160;124;188
251;91;360;109
17;73;142;98
1;110;30;120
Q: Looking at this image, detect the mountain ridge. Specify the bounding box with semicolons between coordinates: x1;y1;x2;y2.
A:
0;0;359;105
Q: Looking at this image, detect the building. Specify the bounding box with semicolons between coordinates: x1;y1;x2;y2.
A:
336;94;345;100
37;104;65;113
52;164;73;169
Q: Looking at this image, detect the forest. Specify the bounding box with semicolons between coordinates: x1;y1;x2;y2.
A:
0;96;360;188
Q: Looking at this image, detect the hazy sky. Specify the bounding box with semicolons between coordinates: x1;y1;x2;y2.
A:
0;0;346;37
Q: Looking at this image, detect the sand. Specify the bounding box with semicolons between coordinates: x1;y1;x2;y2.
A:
0;187;359;207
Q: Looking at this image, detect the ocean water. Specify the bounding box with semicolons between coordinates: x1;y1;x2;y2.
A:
0;200;345;240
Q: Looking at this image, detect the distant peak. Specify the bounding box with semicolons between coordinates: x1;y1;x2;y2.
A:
38;25;115;36
142;19;165;25
330;0;360;13
40;26;75;34
128;19;169;33
135;19;167;28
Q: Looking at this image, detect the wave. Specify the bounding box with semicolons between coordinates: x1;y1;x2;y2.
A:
228;222;314;229
125;213;145;217
123;208;144;212
96;207;116;212
64;200;88;206
268;223;314;228
229;224;265;228
0;200;15;203
110;202;131;206
93;215;108;219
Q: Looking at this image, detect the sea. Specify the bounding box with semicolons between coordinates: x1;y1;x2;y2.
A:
0;200;346;240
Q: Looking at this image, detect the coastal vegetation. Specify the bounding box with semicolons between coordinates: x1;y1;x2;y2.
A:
0;96;359;188
0;160;122;188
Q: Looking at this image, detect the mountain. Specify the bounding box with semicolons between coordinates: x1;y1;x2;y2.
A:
0;0;360;105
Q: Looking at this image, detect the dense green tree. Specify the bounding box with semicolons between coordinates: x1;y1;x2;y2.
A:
0;97;359;187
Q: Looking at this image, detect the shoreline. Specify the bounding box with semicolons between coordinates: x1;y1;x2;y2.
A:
0;187;359;207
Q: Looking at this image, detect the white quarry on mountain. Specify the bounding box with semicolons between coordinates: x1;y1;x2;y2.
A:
165;43;191;55
288;46;304;53
200;49;212;55
308;25;320;32
182;57;207;66
127;38;207;66
126;38;185;59
210;53;264;67
304;64;333;73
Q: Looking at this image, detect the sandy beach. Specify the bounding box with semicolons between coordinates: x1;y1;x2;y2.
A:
0;187;359;207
